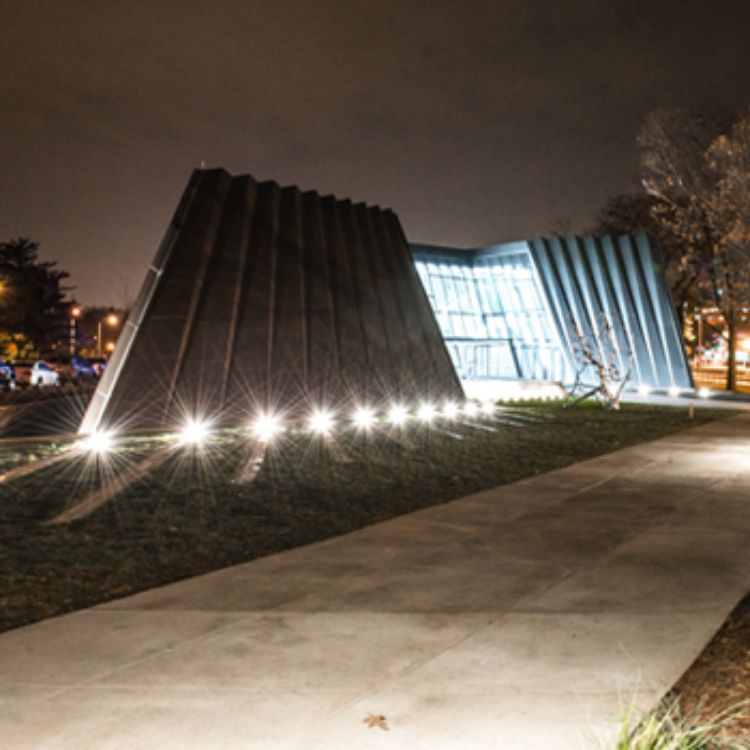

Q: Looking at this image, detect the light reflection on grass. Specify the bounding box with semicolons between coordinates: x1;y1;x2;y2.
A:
0;402;732;632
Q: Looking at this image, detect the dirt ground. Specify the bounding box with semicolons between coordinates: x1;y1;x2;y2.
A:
670;593;750;734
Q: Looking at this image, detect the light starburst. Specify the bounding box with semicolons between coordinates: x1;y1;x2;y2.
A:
309;408;335;436
178;417;211;446
387;403;408;427
352;405;377;430
251;413;283;442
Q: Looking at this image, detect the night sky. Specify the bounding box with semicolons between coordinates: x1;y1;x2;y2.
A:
3;1;750;305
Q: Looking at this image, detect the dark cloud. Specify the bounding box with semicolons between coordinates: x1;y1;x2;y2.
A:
2;0;750;303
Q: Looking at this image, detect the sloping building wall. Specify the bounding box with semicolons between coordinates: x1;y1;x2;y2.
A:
80;169;461;434
412;235;692;391
528;234;691;390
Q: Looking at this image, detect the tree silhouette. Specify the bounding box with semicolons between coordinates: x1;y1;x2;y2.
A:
640;109;750;391
0;238;72;355
595;109;750;391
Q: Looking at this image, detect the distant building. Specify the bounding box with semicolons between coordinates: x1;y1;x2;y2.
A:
80;169;691;435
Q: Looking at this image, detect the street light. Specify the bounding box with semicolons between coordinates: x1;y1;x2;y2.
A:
98;310;120;356
69;305;82;355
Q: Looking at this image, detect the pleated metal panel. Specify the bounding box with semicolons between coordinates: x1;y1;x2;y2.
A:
320;197;371;394
528;235;692;390
224;180;281;412
80;169;462;434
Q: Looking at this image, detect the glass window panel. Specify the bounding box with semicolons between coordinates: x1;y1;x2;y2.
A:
413;249;567;382
450;313;465;337
433;276;447;310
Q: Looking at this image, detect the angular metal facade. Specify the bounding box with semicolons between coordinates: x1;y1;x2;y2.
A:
412;235;692;391
80;169;461;434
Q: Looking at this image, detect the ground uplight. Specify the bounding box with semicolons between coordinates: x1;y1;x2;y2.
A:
417;402;436;424
309;408;335;436
442;401;459;419
387;403;408;426
78;430;115;454
252;413;283;442
463;401;479;417
352;406;376;430
178;418;211;446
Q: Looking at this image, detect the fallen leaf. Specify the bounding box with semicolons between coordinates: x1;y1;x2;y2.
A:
363;713;389;731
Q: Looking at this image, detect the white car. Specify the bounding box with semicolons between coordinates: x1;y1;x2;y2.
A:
13;360;61;388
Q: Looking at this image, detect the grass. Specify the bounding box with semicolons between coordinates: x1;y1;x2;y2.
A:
0;401;733;633
0;380;96;407
614;697;750;749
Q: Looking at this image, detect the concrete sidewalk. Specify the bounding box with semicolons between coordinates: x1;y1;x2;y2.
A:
2;415;749;749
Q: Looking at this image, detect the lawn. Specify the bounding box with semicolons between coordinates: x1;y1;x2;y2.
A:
0;401;733;632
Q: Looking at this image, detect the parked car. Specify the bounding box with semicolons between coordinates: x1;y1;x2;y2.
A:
88;356;108;377
0;358;15;391
13;360;61;388
46;354;98;382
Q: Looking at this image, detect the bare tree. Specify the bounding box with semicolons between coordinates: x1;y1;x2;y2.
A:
639;109;750;391
565;314;634;410
708;116;750;256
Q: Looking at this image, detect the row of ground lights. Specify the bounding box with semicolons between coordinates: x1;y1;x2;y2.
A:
77;384;713;455
639;385;713;398
77;394;561;455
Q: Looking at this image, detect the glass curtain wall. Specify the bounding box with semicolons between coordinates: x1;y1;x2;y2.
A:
414;249;570;382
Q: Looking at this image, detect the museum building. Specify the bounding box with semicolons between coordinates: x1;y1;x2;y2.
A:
80;169;691;434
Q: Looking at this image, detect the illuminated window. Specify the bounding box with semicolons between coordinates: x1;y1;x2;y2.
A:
414;249;567;381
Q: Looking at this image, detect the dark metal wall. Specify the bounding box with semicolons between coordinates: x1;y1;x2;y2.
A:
80;169;461;434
